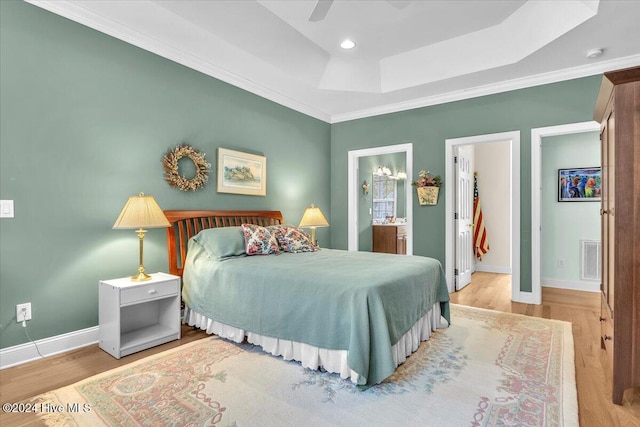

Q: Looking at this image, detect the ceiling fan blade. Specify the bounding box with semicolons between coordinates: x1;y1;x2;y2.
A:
309;0;334;22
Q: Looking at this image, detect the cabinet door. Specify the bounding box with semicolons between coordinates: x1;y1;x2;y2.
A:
396;226;407;255
600;115;609;308
600;106;615;367
606;107;615;314
373;226;395;254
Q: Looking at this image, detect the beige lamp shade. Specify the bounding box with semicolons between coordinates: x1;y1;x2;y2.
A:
113;193;170;229
299;204;329;228
299;204;328;246
113;192;170;282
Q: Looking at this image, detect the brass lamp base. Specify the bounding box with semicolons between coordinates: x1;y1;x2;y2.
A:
131;270;152;282
130;228;151;281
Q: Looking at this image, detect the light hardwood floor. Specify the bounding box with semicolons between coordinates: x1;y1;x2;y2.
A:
1;272;639;426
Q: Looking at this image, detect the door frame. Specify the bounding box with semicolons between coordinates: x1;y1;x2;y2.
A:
530;121;600;304
348;143;413;253
445;131;520;300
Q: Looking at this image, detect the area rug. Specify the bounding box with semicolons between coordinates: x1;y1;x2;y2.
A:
31;305;577;426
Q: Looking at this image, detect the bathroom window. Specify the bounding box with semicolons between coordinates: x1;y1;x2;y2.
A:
372;174;397;221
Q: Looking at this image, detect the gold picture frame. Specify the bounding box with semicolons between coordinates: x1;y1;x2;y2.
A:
217;148;266;196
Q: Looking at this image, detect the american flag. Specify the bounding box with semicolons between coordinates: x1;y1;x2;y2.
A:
473;173;490;260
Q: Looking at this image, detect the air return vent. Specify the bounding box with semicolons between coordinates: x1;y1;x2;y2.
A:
580;240;601;281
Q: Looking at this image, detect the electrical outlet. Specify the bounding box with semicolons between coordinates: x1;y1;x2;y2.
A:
557;258;565;268
16;303;32;322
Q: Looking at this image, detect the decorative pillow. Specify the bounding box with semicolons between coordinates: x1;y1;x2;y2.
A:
192;227;246;260
267;224;288;242
269;224;317;253
241;224;280;255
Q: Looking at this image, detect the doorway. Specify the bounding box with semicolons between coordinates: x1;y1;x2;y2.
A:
348;143;413;253
445;131;521;301
530;121;600;304
357;154;407;251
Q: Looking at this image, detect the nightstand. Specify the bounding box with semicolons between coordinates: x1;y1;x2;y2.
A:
99;272;181;359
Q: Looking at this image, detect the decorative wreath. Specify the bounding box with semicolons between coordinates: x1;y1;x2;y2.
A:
162;144;211;191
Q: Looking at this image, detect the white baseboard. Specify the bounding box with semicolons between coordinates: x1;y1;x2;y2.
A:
0;326;99;370
512;291;539;304
541;277;600;293
474;264;512;274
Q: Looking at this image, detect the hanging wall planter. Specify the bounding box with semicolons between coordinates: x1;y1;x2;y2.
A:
412;170;442;206
417;186;440;205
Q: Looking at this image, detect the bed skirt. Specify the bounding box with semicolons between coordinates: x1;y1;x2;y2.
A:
183;303;449;384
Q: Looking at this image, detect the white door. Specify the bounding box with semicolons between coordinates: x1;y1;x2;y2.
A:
455;146;474;290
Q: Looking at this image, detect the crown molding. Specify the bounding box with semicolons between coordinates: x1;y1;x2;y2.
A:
24;1;640;125
330;54;640;123
25;0;332;123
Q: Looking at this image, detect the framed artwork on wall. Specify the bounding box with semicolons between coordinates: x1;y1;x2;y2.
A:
217;148;267;196
558;167;601;202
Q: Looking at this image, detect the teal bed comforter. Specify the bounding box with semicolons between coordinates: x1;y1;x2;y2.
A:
183;240;450;386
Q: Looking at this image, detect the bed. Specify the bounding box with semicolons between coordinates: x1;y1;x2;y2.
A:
164;210;450;386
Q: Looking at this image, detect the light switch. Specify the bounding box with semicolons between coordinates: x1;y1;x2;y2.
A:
0;200;14;218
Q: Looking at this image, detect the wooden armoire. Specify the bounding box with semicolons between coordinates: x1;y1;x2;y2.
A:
593;66;640;405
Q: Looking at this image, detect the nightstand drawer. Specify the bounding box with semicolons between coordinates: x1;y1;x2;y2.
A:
120;282;178;305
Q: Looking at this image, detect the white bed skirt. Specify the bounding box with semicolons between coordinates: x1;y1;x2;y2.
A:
183;303;448;384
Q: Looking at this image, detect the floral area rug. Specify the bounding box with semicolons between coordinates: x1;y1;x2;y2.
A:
31;305;577;426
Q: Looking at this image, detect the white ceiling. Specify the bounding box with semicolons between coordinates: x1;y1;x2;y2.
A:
27;0;640;123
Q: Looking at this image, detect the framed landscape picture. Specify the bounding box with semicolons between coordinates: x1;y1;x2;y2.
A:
217;148;266;196
558;167;601;202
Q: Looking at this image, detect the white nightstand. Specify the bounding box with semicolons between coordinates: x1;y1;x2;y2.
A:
99;272;181;359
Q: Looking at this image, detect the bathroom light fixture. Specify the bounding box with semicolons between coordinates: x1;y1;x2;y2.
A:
374;166;392;176
340;39;356;50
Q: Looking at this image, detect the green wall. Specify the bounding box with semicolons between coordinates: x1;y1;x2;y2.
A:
330;76;602;292
541;131;600;282
0;1;330;348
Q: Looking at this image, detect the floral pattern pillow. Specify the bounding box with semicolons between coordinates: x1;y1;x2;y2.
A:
269;225;318;253
241;224;280;255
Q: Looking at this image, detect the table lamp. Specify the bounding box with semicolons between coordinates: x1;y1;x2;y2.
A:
113;192;170;281
298;204;329;246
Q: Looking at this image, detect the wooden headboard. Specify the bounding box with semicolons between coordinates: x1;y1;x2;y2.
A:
164;210;285;277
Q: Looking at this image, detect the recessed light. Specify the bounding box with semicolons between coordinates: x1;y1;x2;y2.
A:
340;39;356;50
586;48;603;59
